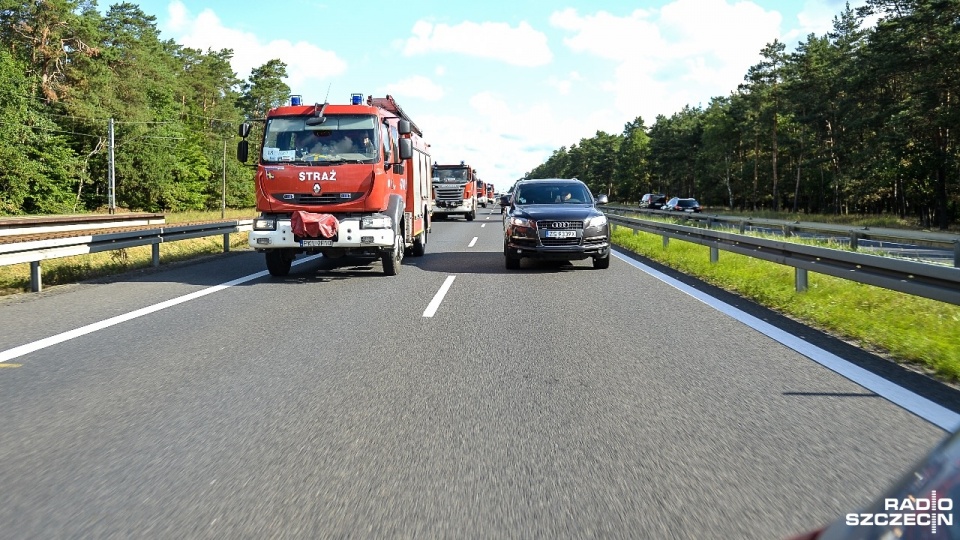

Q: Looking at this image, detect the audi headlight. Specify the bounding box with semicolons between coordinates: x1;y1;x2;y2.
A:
253;217;277;230
509;216;535;228
585;215;607;229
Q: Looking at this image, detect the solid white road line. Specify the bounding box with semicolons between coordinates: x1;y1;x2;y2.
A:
0;255;324;363
613;250;960;432
423;275;456;318
468;237;478;248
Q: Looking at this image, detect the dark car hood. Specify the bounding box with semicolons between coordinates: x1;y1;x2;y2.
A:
513;204;602;220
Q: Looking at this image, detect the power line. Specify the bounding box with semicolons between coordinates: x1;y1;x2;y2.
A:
12;92;242;126
0;121;104;139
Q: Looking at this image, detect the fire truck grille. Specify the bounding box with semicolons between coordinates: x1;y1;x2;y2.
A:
435;187;465;201
273;193;362;205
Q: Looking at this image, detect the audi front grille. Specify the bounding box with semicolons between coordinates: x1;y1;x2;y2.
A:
536;220;584;229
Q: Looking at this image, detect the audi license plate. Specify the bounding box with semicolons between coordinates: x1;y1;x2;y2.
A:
300;239;333;247
545;230;577;238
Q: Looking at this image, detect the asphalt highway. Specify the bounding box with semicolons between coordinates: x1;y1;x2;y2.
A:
0;207;956;539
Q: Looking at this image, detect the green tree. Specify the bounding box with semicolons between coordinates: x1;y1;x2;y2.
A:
742;40;788;209
701;96;740;208
237;59;291;120
649;106;704;199
614;116;651;202
858;0;959;228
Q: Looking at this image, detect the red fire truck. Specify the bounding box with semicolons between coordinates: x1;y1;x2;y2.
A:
474;177;486;209
237;93;432;276
485;183;495;207
431;162;478;220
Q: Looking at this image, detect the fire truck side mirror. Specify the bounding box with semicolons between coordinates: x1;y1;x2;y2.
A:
238;122;251;138
237;140;249;163
398;138;412;160
397;120;411;135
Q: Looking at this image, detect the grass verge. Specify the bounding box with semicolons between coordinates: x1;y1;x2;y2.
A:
611;226;960;383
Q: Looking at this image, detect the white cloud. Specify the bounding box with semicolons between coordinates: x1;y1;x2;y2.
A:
550;8;662;61
162;1;346;89
382;76;445;102
421;91;625;189
546;72;583;95
552;1;781;124
403;20;552;67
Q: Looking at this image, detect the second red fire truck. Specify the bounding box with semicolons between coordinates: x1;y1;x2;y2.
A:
431;162;479;220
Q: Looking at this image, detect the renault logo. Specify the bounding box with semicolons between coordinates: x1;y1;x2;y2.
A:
551;221;570;229
313;183;321;194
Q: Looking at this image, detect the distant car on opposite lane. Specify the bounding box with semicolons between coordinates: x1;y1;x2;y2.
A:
663;197;702;213
640;193;667;209
502;178;610;270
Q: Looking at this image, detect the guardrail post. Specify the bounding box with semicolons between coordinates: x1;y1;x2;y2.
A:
954;240;959;268
849;231;860;251
152;243;160;267
795;267;808;292
783;225;795;238
633;227;638;235
223;233;231;252
739;220;746;234
30;261;42;292
710;245;719;263
663;235;669;248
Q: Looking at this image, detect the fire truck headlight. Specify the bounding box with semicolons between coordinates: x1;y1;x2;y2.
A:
253;217;277;230
361;215;392;229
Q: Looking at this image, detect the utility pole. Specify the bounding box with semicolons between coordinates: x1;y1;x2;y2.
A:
108;118;116;214
222;139;227;219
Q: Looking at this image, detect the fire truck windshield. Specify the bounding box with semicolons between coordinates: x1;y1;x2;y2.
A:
433;169;469;183
261;114;378;164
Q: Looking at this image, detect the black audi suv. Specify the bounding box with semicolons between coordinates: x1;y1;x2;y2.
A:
501;178;611;270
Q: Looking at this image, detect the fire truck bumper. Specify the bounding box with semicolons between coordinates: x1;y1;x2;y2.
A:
432;201;474;214
249;217;396;250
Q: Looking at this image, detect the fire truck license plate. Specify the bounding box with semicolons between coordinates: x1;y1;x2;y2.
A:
545;230;577;238
300;239;334;247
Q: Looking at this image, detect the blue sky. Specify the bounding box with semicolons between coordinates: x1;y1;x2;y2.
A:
120;0;868;192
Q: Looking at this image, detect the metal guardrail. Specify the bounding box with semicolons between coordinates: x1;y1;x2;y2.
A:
605;205;960;267
604;212;960;306
0;220;253;292
0;213;166;237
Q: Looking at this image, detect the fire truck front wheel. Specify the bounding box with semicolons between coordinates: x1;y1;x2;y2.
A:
466;209;476;221
382;234;404;276
265;249;295;277
412;228;427;257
